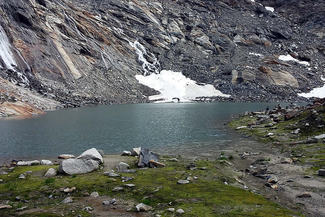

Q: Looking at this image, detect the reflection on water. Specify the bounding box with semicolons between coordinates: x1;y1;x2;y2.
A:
0;102;285;161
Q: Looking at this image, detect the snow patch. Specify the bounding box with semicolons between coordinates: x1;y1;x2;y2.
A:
249;52;263;57
279;54;310;66
136;70;230;103
265;7;274;12
299;78;325;98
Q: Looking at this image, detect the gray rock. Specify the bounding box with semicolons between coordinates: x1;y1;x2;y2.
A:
104;171;120;177
117;162;130;172
44;168;57;177
176;208;185;214
58;154;75;159
62;197;73;203
124;184;135;188
138;149;159;168
112;187;124;192
18;174;26;179
40;160;53;165
121;151;131;156
267;175;278;184
297;192;312;198
83;206;93;212
59;158;100;175
77;148;103;164
167;208;175;212
131;147;141;156
135;203;152;212
102;200;110;206
90;192;99;198
16;206;28;211
169;158;178;162
177;180;190;184
17;160;40;166
318;169;325;176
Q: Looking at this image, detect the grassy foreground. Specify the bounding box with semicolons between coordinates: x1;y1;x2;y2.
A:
0;156;300;217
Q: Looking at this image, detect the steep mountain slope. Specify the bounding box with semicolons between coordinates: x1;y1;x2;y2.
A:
0;0;324;116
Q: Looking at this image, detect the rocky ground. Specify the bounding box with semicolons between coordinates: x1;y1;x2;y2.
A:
229;99;325;217
0;0;325;117
0;147;302;217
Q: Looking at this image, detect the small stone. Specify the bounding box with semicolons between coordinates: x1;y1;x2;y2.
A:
63;187;76;193
169;158;179;162
124;184;135;188
303;175;312;179
167;208;175;212
0;204;12;209
58;154;75;159
90;192;99;198
15;196;21;201
83;206;93;212
176;208;185;214
135;203;152;212
62;197;73;203
17;160;40;166
131;147;141;156
112;187;124;192
41;160;53;165
281;158;293;164
266;132;274;137
318;169;325;176
16;206;28;211
121;177;134;182
177;180;190;184
102;200;110;206
267;175;278;184
236;126;247;130
198;167;207;170
297;192;312;198
121;151;132;156
18;174;26;179
44;168;57;177
186;176;193;181
0;179;3;183
110;198;117;205
104;171;120;177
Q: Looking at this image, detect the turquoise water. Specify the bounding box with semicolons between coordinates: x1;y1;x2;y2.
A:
0;102;282;161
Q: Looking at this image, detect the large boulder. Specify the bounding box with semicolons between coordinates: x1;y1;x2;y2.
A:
77;148;103;163
59;158;100;175
138;149;159;168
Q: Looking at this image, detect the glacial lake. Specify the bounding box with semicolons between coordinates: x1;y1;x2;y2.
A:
0;102;287;162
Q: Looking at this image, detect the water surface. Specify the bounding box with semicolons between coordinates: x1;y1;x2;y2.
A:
0;102;283;161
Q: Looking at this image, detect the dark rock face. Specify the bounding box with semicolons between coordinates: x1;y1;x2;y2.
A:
0;0;324;111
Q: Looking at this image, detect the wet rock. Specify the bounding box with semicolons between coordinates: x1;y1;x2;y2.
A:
40;160;53;165
176;208;185;214
90;192;99;198
121;151;131;156
62;197;73;203
135;203;152;212
58;154;75;159
138;149;159;168
59;158;100;175
44;168;57;177
177;180;190;184
17;160;40;166
77;148;103;164
318;169;325;176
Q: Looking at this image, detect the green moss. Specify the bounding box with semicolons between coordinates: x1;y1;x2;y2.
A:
0;160;300;217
